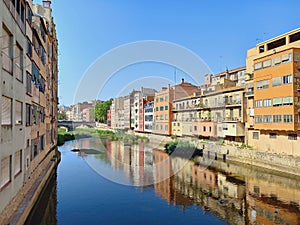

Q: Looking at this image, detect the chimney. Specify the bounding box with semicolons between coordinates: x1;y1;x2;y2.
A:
181;78;184;84
43;0;51;8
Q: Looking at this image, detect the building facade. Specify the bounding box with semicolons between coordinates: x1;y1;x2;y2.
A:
153;79;199;136
144;101;154;133
246;28;300;155
0;0;58;217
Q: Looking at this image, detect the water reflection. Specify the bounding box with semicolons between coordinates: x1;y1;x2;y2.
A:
28;138;300;225
77;138;300;224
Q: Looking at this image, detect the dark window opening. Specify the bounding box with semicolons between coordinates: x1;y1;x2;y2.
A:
259;45;265;53
288;134;297;140
267;38;286;51
269;133;277;139
289;32;300;43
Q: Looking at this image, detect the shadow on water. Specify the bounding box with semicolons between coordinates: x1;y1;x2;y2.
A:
24;169;57;225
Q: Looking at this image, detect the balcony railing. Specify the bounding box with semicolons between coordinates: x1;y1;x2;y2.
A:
245;91;254;97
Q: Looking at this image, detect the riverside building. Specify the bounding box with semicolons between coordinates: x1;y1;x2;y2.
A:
246;28;300;155
0;0;58;223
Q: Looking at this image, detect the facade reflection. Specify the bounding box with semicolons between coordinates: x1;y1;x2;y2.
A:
28;139;300;224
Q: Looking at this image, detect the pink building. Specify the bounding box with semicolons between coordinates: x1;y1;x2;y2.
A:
107;109;112;128
82;108;91;122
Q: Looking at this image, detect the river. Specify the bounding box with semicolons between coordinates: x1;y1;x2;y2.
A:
25;137;300;225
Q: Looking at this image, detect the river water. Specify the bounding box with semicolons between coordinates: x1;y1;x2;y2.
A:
25;138;300;225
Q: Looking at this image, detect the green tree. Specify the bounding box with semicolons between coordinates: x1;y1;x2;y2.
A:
89;107;95;121
94;99;113;122
58;111;67;120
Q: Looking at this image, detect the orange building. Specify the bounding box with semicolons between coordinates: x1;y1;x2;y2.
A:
153;79;199;136
246;28;300;155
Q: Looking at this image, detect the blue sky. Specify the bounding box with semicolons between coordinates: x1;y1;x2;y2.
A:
36;0;300;105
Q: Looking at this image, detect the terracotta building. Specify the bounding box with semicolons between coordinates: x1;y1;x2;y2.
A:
153;79;199;136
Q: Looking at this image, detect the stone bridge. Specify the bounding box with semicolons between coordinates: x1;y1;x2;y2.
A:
58;120;96;131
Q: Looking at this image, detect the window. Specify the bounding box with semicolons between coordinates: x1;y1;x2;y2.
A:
259;45;265;53
32;62;40;86
155;107;158;111
160;106;164;111
267;38;286;51
160;115;163;120
160;97;163;102
15;101;22;125
165;105;168;110
294;52;299;62
273;115;282;123
253;132;259;140
39;77;45;93
1;96;12;125
283;115;293;123
156;98;158;102
272;56;281;66
283;97;293;106
205;99;208;106
283;75;292;84
253;186;260;195
254;62;262;70
273;98;282;107
269;133;277;139
255;100;263;108
290;32;300;43
26;5;33;25
26;104;31;126
262;59;271;68
165;114;168;120
1;27;13;73
27;37;32;58
26;72;32;94
272;77;281;86
0;156;12;189
203;126;206;132
15;43;23;82
256;80;269;90
263;99;272;107
288;134;297;140
263;115;272;123
255;116;262;123
281;53;292;64
14;150;22;176
194;126;197;131
165;125;168;131
165;96;168;101
33;144;38;159
40;135;44;151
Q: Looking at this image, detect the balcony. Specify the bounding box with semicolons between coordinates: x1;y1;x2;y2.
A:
226;100;242;107
245;91;254;97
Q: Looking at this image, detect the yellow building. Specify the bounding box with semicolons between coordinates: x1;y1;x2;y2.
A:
246;28;300;155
